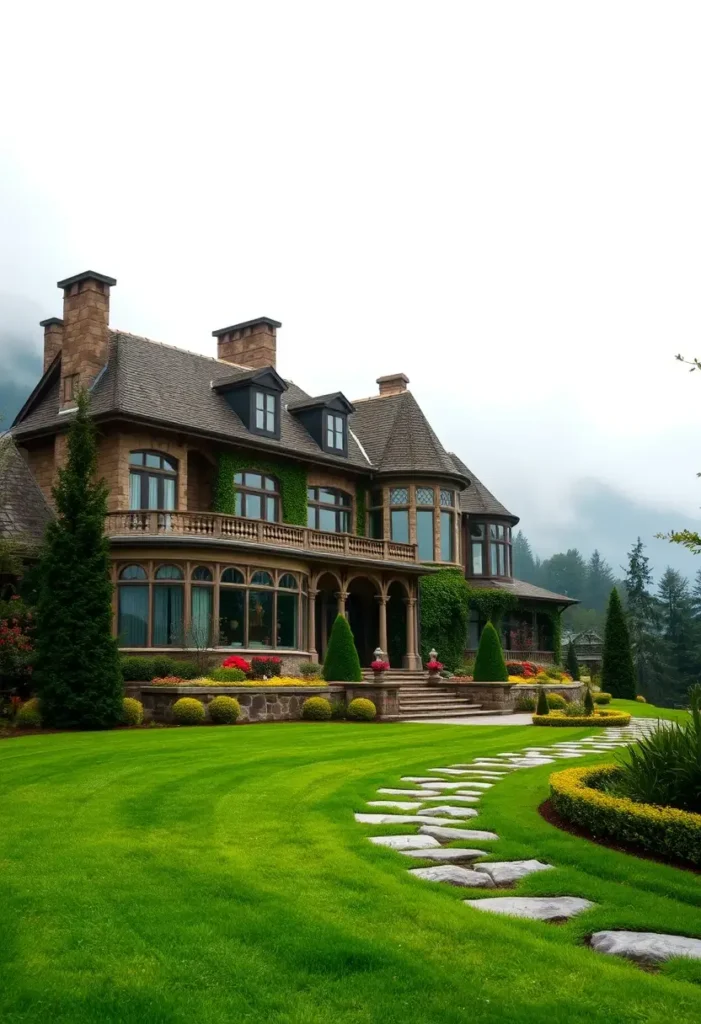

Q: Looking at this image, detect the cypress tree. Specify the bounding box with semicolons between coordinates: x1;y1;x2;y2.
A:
601;586;636;700
566;640;580;681
34;391;123;729
473;621;508;682
536;687;549;715
322;614;363;682
583;686;595;715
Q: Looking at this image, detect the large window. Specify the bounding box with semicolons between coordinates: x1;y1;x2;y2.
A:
469;521;512;577
234;472;280;521
152;564;184;646
191;566;213;646
389;487;409;544
129;451;177;510
368;489;384;539
218;567;304;649
118;564;148;646
307;487;351;532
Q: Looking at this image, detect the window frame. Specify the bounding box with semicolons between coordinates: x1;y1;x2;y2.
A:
468;520;512;578
233;471;280;522
307;486;352;533
323;411;347;454
251;387;279;438
128;450;178;511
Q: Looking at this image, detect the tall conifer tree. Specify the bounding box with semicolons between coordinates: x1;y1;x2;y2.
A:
624;538;656;697
34;391;123;729
601;586;636;700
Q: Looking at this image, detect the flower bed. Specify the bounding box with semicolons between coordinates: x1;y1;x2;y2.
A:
532;709;631;727
549;764;701;866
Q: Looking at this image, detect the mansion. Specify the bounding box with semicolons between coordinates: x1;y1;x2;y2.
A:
10;271;574;669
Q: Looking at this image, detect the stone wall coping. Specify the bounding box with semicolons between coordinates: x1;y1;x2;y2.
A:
135;684;342;695
437;680;516;688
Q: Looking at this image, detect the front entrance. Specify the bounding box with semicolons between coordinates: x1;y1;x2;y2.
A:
346;577;380;666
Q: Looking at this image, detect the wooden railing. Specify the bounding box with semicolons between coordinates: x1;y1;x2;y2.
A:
105;510;419;564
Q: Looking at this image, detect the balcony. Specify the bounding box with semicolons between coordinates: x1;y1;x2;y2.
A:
465;648;556;665
104;510;419;565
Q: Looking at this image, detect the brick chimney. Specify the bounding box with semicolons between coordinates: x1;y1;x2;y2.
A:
39;317;64;373
377;373;409;397
212;317;281;369
57;270;116;408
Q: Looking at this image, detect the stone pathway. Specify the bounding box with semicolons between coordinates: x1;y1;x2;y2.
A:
355;717;701;962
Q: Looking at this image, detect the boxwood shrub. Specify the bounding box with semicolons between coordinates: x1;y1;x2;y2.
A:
533;709;631;727
120;656;200;681
121;697;143;726
550;764;701;866
302;696;332;720
546;693;567;710
593;692;612;705
207;667;247;683
347;697;377;721
208;696;241;724
172;697;205;725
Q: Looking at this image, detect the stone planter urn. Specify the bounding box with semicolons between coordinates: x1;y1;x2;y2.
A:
426;648;443;683
371;648;390;684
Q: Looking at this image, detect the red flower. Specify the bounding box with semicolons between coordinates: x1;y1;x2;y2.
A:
371;660;390;672
426;660;444;672
222;655;251;673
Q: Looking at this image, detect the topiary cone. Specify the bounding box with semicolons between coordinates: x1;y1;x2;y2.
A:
536;687;549;715
473;621;508;682
584;686;595;715
566;641;580;681
322;614;363;682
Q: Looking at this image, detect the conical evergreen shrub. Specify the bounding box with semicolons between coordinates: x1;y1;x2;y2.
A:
34;391;123;729
536;687;549;715
473;621;508;682
323;614;363;682
566;641;580;681
584;686;595;715
602;587;637;700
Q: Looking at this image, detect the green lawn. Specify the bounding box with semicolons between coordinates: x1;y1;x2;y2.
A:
610;697;691;722
1;712;701;1023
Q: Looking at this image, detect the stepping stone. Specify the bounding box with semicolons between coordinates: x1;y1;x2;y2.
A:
355;813;480;826
410;865;495;888
420;795;480;804
427;768;476;775
420;824;486;842
419;782;470;790
369;834;439;850
367;801;424;811
428;828;498;841
447;772;506;779
450;764;511;772
510;759;555;767
473;860;553;885
497;753;523;757
378;789;433;797
402;776;447;783
465;896;594;921
590;931;701;964
425;805;479;818
400;847;489;862
453;782;493;790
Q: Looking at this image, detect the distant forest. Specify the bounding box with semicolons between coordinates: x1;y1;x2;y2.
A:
513;532;701;706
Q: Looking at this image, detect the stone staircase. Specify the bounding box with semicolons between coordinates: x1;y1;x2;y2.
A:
361;669;491;720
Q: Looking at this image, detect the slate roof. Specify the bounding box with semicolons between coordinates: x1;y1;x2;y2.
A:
469;576;578;606
350;392;466;481
0;435;53;545
449;453;518;522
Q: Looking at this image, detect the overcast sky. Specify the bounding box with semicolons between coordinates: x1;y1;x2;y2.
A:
2;2;701;577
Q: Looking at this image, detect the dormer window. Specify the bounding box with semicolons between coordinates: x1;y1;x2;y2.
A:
255;390;277;435
326;413;345;451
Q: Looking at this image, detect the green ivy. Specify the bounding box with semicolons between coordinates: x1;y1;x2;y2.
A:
355;485;367;537
465;584;517;624
549;609;562;665
419;569;470;672
214;452;308;526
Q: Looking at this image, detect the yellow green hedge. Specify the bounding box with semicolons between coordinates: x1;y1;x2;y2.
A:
532;710;631;727
549;764;701;865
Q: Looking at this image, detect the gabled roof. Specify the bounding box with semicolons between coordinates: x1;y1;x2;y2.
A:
450;453;518;523
350;391;467;482
0;435;53;544
469;576;577;606
212;366;288;393
288;392;355;414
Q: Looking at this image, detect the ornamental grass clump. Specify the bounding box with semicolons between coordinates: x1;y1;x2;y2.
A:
536;687;549;716
172;697;205;725
609;684;701;813
347;698;377;721
302;696;332;720
121;698;143;726
322;615;362;682
473;621;508;682
208;696;241;724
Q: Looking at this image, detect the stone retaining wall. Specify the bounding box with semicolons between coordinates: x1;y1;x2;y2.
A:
511;682;584;705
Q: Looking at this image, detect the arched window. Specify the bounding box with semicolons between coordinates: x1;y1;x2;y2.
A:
153;564;184;645
192;566;212;581
251;570;273;586
218;566;305;650
129;451;178;511
307;487;351;533
233;471;279;521
279;573;297;589
221;568;244;584
118;564;148;646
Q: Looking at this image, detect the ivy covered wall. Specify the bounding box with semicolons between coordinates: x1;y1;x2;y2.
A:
214;452;308;526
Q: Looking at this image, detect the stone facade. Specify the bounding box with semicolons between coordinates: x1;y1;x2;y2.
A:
128;683;343;723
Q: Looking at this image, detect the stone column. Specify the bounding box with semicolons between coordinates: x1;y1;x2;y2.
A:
308;588;318;660
377;594;388;655
336;590;348;619
404;595;420;670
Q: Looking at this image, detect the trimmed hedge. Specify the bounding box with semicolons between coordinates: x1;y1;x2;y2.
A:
208;696;241;724
302;697;332;721
347;698;376;721
594;692;612;705
323;615;362;682
533;709;631;727
120;656;200;681
121;697;143;726
172;697;205;725
550;764;701;866
16;697;41;729
207;667;247;683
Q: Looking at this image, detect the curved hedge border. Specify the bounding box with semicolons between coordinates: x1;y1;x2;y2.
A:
532;710;631;727
550;764;701;866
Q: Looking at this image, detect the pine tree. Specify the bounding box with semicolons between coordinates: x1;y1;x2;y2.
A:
624;538;657;697
473;621;508;682
565;640;580;681
322;614;363;682
653;568;695;707
540;549;586;600
601;587;637;700
512;532;540;584
34;391;123;729
584;550;616;612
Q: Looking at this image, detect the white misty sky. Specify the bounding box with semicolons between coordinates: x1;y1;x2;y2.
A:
2;1;701;560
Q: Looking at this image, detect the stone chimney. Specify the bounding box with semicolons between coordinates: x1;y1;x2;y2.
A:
377;373;409;397
212;317;281;369
39;317;64;373
57;270;116;408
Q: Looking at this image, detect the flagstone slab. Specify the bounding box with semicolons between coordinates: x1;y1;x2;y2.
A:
355;813;478;826
369;834;439;850
424;827;498;841
378;789;434;797
400;847;489;861
419;781;471;790
473;860;553;884
451;781;493;790
367;801;424;811
420;824;488;842
589;931;701;964
465;896;594;921
402;777;448;783
420;795;480;804
427;768;476;775
424;804;480;817
409;865;495;887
